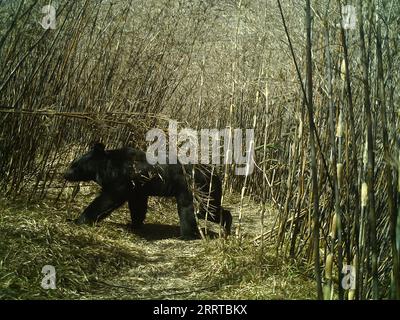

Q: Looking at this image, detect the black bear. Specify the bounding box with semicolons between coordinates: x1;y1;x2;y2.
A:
64;143;232;240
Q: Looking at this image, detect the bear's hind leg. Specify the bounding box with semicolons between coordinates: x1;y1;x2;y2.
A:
220;208;232;235
176;194;198;240
197;207;232;236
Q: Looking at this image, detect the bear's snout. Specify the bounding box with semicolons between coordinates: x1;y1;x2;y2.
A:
64;168;76;181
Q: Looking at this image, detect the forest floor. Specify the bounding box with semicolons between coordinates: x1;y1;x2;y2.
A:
0;186;316;299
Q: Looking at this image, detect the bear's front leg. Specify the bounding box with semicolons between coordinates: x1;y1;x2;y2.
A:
176;193;198;240
128;193;148;229
76;191;127;225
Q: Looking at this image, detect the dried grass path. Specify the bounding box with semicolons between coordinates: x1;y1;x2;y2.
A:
0;193;315;299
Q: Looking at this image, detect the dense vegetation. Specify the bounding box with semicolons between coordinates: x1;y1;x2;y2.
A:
0;0;399;299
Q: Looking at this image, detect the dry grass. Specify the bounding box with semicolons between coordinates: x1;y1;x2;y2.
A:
4;0;396;298
0;190;315;300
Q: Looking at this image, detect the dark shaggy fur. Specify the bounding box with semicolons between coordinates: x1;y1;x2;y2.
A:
64;143;232;239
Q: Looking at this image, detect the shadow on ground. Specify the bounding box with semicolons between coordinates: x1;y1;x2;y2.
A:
108;222;220;241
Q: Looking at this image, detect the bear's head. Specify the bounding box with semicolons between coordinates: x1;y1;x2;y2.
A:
64;143;106;182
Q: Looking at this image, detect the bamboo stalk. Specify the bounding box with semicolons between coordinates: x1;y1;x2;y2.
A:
305;0;323;299
357;0;379;299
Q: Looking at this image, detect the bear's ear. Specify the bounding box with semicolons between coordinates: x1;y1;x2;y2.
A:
91;142;105;153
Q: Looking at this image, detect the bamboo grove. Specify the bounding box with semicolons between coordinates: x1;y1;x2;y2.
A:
0;0;399;299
